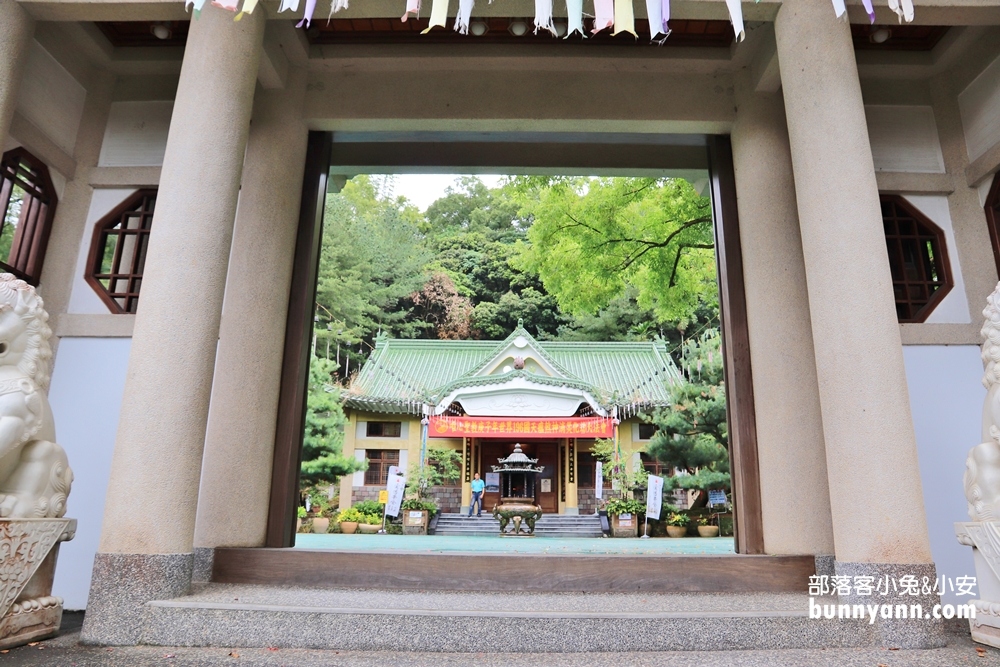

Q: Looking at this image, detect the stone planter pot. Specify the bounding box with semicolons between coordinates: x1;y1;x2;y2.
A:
666;525;688;538
312;517;330;534
610;513;638;538
697;525;720;538
358;523;380;534
340;521;358;534
403;510;429;535
296;518;302;533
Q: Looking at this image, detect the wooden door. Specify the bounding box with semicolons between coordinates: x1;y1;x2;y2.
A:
480;441;504;511
530;442;559;514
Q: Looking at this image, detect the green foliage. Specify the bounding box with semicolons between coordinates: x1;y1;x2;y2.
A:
666;512;690;527
297;506;308;519
646;329;730;493
405;445;462;500
300;356;367;486
337;507;364;523
515;177;717;327
590;438;646;498
352;500;385;517
401;498;439;512
605;497;645;516
360;513;383;525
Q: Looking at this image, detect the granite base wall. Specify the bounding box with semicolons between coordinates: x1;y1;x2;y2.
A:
350;485;461;513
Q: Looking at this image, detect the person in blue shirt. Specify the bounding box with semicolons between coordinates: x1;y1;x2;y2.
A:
469;472;485;517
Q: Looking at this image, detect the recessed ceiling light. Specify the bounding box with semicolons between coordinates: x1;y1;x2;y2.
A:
508;20;528;36
553;20;568;37
470;21;488;36
870;27;891;44
151;23;172;40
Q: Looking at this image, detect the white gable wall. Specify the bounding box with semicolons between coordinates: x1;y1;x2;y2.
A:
15;40;87;157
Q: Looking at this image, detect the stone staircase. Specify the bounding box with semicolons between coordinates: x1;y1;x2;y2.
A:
432;512;604;538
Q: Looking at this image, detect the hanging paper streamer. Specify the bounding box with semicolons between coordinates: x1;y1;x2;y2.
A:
612;0;636;37
565;0;585;37
401;0;420;21
861;0;876;23
278;0;300;12
454;0;474;33
185;0;209;12
294;0;317;27
830;0;846;19
645;0;669;39
888;0;914;22
213;0;239;10
422;0;449;32
324;0;348;21
592;0;614;34
724;0;744;41
534;0;556;35
235;0;260;20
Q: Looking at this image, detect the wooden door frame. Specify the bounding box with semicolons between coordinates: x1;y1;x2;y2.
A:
265;132;763;553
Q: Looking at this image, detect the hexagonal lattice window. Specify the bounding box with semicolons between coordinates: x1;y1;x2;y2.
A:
881;194;953;323
85;189;156;314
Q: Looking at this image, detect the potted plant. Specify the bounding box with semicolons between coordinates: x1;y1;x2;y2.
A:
358;511;383;534
400;498;438;535
337;507;363;534
297;506;307;533
606;497;643;538
697;516;720;538
666;512;689;538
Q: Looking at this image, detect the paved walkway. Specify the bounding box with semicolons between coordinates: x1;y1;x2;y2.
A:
293;533;736;554
4;613;999;667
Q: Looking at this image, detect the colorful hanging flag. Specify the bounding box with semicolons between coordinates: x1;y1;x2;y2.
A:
401;0;420;21
185;0;210;12
861;0;876;22
565;0;585;37
592;0;613;34
535;0;556;35
212;0;239;11
422;0;449;32
888;0;914;22
295;0;317;27
612;0;636;36
235;0;260;20
278;0;300;12
831;0;847;19
724;0;744;41
646;0;669;39
454;0;474;33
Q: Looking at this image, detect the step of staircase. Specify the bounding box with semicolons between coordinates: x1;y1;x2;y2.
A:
140;584;887;652
433;512;604;538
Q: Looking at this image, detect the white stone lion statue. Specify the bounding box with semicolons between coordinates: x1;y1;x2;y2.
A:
964;283;1000;521
0;274;71;518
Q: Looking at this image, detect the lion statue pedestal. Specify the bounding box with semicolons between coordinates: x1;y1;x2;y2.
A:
0;275;74;649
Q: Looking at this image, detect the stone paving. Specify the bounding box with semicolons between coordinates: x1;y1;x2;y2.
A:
4;613;1000;666
293;533;737;554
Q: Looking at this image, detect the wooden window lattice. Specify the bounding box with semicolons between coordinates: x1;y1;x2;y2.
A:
0;148;57;286
86;189;156;314
986;173;1000;281
881;195;953;323
364;449;399;486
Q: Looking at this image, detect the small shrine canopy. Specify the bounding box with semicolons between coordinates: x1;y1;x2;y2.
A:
345;323;682;418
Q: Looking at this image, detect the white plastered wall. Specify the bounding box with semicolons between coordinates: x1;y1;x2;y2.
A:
902;194;972;324
66;188;139;314
16;40;86;156
48;337;132;610
903;345;981;605
958;52;1000;164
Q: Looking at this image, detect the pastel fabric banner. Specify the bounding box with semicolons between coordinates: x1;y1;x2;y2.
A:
861;0;876;22
278;0;300;12
830;0;846;18
565;0;585;37
534;0;556;35
454;0;474;34
401;0;420;21
646;0;669;38
213;0;239;11
725;0;744;41
236;0;260;18
186;0;210;12
612;0;636;37
422;0;449;32
295;0;317;27
889;0;914;22
592;0;614;34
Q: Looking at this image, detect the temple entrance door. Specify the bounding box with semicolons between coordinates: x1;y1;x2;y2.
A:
479;440;559;513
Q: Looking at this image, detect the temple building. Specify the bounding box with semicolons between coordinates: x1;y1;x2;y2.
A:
341;324;682;514
0;0;999;651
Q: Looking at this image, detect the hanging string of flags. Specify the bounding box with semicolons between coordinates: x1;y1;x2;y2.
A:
188;0;916;41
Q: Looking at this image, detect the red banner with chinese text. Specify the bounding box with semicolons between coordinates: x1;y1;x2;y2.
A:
428;416;614;439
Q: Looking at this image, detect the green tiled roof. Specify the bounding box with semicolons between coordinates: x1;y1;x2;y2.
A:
345;326;682;415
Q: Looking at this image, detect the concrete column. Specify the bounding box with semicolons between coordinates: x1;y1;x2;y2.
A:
82;7;265;646
192;68;309;567
775;2;939;643
730;76;834;556
0;0;33;152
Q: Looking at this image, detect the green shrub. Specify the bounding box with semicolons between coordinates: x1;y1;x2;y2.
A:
605;497;644;517
353;500;384;516
297;506;308;519
401;498;438;512
337;507;364;523
361;513;383;525
666;512;689;527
